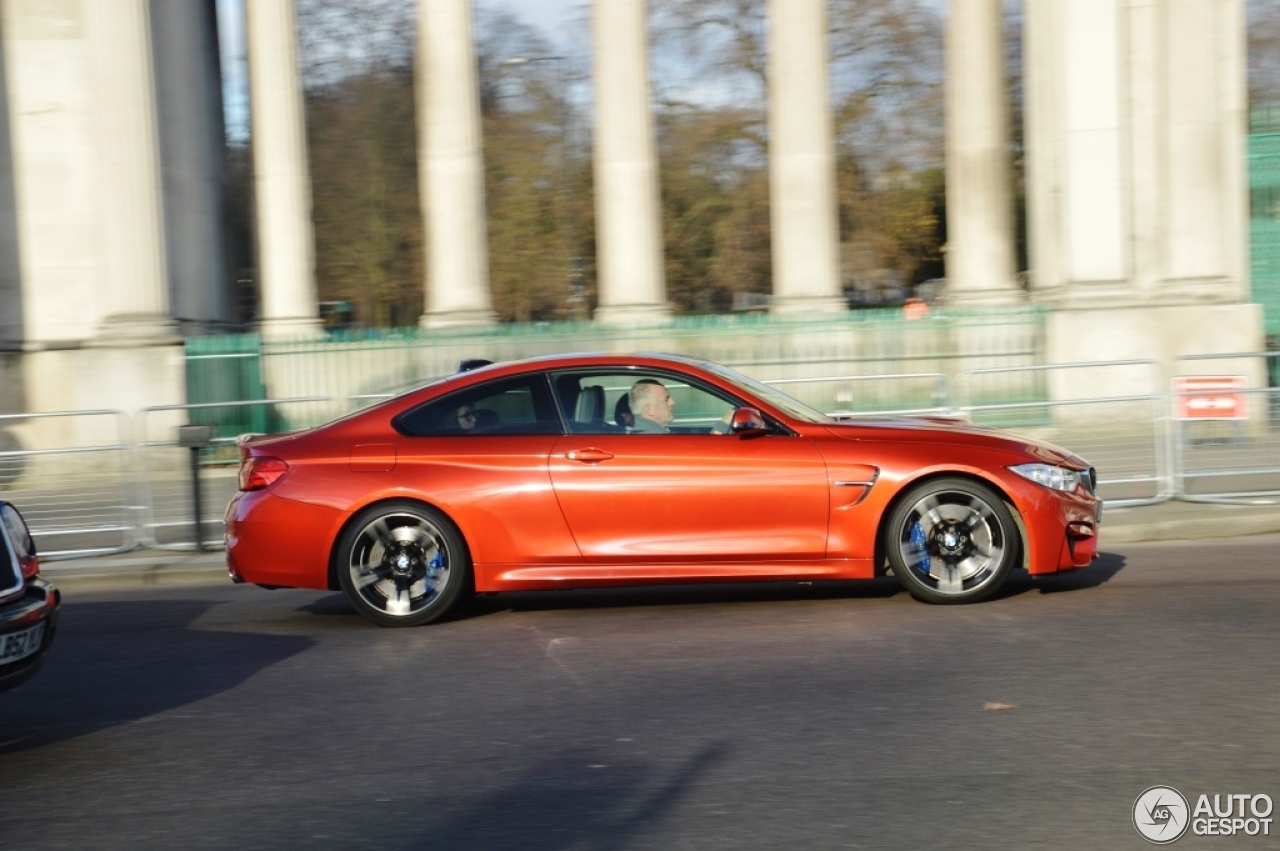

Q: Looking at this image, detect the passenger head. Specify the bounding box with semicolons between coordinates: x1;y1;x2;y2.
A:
454;404;477;431
614;393;634;428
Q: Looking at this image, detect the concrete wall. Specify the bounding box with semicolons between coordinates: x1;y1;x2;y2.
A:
1043;302;1266;427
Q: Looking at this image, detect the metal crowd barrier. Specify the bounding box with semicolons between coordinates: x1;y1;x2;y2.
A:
348;392;396;411
1172;352;1280;505
135;397;335;551
5;354;1280;558
0;409;138;559
767;373;952;418
956;360;1172;508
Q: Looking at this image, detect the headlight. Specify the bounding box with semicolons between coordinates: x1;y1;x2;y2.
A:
1009;463;1082;492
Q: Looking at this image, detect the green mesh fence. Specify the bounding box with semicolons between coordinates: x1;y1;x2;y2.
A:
1250;105;1280;339
185;307;1049;433
183;333;286;437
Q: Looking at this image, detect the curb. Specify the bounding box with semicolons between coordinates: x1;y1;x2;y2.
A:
1101;504;1280;545
42;553;230;591
46;565;232;591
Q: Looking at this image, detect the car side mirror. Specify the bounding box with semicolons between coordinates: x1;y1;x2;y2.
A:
730;407;770;437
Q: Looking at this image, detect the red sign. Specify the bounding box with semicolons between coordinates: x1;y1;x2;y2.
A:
1172;376;1247;420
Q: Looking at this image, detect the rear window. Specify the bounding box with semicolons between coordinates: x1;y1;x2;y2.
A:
393;374;562;436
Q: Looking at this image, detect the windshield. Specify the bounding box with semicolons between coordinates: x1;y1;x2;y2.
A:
702;362;835;424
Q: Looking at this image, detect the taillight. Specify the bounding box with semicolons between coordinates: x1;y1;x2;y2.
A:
239;456;289;491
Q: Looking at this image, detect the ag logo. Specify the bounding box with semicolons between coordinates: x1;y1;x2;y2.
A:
1134;786;1190;843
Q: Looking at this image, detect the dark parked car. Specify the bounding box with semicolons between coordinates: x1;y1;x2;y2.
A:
0;501;60;692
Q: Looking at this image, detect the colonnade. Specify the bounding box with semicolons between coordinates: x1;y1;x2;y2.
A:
0;0;1250;351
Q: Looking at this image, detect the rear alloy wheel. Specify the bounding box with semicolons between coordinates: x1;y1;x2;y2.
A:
885;478;1020;604
336;501;470;627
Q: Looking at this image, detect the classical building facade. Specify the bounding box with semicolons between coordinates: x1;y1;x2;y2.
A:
0;0;1261;420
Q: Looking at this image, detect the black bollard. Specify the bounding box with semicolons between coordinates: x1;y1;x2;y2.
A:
177;425;215;552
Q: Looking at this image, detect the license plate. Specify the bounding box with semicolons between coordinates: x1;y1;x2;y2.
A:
0;622;46;665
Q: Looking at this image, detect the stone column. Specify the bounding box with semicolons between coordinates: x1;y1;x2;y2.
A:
591;0;670;325
1024;0;1128;305
1024;0;1248;308
417;0;496;328
85;0;180;345
944;0;1019;304
1;1;99;347
0;24;20;350
1025;0;1259;402
765;0;845;315
1155;0;1248;303
151;0;231;333
247;0;322;339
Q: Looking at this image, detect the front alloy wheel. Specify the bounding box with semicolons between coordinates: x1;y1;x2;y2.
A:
885;478;1020;604
336;501;470;627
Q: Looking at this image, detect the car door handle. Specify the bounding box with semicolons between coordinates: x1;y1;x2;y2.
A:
566;448;614;463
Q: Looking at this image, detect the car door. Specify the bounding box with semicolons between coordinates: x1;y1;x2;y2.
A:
392;374;581;566
546;369;830;564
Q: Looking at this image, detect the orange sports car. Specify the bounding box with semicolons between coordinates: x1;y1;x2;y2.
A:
224;353;1102;627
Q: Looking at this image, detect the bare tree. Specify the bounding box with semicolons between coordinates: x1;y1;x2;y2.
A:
291;0;952;323
295;1;597;325
651;0;945;306
474;6;595;321
298;0;421;328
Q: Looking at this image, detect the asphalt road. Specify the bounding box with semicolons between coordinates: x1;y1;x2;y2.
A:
2;538;1278;850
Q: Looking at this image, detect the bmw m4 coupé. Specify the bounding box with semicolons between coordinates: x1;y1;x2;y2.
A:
224;353;1101;626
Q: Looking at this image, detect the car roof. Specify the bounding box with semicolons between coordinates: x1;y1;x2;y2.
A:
362;352;722;410
448;351;714;381
493;351;707;369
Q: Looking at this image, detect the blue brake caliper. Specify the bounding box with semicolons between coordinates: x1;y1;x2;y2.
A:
908;520;930;575
427;551;445;579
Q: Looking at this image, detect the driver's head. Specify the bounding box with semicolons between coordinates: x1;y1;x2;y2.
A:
630;379;674;426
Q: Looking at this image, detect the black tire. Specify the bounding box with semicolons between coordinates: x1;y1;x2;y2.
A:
336;500;471;627
884;477;1021;604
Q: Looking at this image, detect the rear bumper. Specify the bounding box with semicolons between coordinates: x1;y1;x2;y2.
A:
0;576;61;693
224;490;344;591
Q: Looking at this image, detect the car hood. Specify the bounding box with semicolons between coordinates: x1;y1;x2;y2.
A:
820;416;1090;469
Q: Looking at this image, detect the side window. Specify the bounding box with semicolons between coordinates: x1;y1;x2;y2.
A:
394;375;561;436
550;370;740;435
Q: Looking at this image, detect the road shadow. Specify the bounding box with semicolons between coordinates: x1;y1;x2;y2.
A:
409;743;730;851
297;592;364;619
297;579;906;624
995;551;1127;598
205;741;731;849
454;577;906;622
0;598;313;755
300;556;1127;625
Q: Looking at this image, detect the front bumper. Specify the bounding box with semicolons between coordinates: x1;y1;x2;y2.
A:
0;576;61;693
1024;488;1102;574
